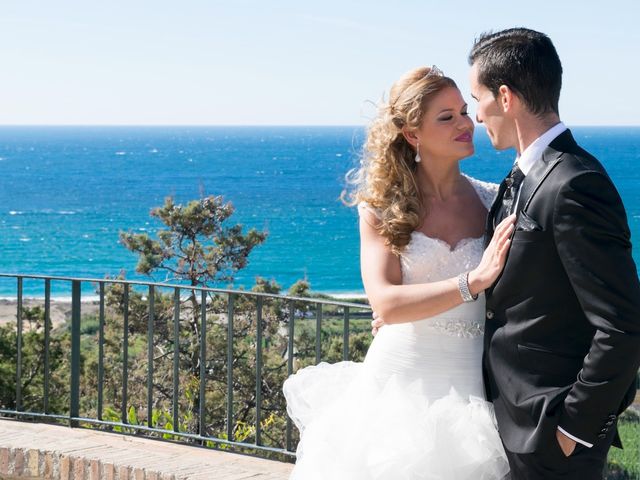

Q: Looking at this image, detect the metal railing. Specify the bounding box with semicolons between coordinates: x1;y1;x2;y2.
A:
0;273;372;459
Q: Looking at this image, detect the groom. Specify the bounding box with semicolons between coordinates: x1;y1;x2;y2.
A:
469;28;640;479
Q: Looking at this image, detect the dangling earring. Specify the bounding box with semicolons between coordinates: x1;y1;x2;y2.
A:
415;142;422;163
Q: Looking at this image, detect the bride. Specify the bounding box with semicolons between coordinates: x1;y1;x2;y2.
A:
283;66;515;479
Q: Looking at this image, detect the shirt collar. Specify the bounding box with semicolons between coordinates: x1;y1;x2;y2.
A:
516;122;567;175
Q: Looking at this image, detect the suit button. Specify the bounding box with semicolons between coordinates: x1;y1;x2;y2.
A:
608;414;617;420
487;310;495;320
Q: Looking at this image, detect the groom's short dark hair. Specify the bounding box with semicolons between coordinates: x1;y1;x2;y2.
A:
468;28;562;116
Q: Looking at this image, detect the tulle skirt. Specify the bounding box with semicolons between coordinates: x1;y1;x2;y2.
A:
283;322;509;480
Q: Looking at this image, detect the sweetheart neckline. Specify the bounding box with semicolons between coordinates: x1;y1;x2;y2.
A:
410;230;484;252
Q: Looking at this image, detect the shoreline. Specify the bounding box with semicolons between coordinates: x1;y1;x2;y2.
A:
0;290;368;302
0;290;368;326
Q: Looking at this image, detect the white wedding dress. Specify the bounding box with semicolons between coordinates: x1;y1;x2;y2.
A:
283;176;509;480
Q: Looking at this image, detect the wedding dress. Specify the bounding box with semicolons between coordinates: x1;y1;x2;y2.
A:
283;176;509;480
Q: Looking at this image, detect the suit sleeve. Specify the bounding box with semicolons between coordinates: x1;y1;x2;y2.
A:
553;170;640;446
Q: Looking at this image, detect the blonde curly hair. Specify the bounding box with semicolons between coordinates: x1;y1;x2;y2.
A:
343;67;458;255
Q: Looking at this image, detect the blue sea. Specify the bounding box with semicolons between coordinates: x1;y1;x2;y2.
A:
0;126;638;297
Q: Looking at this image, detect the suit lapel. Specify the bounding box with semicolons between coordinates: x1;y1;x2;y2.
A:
515;152;561;214
515;129;577;214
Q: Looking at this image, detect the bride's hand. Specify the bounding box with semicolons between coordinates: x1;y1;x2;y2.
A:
468;214;516;295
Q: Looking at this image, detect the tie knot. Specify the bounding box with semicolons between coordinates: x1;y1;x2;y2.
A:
507;163;525;188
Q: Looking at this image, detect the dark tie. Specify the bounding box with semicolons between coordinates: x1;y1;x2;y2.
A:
495;162;525;226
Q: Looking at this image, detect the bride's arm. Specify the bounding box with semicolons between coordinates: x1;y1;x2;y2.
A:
360;208;514;326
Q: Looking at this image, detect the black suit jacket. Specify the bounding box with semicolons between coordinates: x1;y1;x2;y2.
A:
484;129;640;454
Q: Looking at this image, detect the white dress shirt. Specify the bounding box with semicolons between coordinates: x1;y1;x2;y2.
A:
516;122;567;175
512;122;566;216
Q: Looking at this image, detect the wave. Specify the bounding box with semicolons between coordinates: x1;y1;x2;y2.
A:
5;210;77;216
321;291;367;300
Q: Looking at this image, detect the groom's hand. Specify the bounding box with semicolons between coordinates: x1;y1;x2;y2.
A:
371;311;384;336
556;429;577;457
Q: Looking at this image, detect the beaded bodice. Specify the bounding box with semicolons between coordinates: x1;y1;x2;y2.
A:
400;176;497;284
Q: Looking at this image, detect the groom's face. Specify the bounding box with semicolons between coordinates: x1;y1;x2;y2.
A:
469;63;512;151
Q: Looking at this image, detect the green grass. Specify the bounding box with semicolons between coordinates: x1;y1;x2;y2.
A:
606;408;640;479
79;314;101;335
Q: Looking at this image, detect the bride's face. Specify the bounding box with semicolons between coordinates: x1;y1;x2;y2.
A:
414;87;475;162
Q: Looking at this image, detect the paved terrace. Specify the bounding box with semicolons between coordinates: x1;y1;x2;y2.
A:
0;419;293;480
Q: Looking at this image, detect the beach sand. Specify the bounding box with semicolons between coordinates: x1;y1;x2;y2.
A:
0;298;101;326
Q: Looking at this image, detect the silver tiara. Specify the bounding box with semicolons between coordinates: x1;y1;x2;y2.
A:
425;65;444;78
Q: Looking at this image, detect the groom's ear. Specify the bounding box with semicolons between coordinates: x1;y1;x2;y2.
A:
497;85;515;113
401;127;419;148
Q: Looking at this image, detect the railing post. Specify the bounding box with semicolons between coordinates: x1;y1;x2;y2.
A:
315;303;322;365
255;296;263;446
343;307;350;361
44;278;51;413
97;282;105;421
226;293;235;442
70;280;81;427
173;287;180;433
286;301;295;452
198;289;207;437
147;285;155;428
122;284;129;425
16;277;23;412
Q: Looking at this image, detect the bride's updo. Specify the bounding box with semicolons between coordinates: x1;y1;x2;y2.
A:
343;66;458;255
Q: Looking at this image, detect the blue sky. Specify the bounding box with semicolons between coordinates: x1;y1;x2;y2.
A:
0;0;638;126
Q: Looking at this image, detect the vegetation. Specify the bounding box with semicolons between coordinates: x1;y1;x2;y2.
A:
606;408;640;479
0;306;69;414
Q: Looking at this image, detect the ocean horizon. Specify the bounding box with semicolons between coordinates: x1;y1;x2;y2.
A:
1;125;639;298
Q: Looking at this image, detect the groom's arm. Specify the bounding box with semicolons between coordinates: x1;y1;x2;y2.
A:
553;169;640;447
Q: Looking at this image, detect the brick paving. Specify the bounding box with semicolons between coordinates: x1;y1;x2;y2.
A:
0;419;293;479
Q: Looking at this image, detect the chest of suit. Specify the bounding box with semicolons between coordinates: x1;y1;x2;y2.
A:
485;161;595;362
